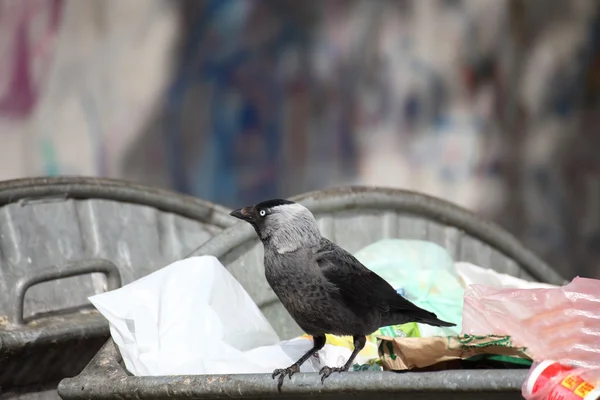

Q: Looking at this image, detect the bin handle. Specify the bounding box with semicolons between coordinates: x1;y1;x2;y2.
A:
13;259;122;325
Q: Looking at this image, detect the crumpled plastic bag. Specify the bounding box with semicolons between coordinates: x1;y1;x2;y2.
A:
455;262;558;290
89;256;319;375
354;239;463;336
462;277;600;369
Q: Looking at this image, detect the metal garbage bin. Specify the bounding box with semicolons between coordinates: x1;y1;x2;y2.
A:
0;177;233;400
58;186;567;400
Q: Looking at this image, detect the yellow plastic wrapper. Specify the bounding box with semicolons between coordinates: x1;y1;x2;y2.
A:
301;322;420;362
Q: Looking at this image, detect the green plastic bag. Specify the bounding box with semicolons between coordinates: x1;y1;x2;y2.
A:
354;239;464;336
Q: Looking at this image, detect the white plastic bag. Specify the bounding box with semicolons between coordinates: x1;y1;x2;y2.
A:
455;262;558;289
89;256;316;375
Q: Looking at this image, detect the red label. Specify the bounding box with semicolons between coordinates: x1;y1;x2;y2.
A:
533;363;575;395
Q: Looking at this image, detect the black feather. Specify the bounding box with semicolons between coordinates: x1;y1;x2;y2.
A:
315;237;455;327
256;198;295;210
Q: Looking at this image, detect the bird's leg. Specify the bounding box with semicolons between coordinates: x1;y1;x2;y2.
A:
319;335;366;384
272;334;326;391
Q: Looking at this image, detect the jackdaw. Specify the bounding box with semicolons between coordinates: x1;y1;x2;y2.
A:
230;199;455;389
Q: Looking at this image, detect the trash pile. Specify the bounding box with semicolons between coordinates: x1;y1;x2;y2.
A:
88;239;600;398
462;275;600;399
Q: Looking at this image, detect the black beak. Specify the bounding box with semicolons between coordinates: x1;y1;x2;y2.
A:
230;207;253;221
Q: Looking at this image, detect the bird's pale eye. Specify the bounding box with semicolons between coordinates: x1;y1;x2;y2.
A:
259;210;266;217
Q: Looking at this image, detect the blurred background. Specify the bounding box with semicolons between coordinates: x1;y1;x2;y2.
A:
0;0;599;280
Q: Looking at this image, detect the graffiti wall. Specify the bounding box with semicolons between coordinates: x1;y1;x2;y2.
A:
0;0;599;278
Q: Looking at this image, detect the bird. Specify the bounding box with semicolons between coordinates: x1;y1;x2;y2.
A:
229;198;456;390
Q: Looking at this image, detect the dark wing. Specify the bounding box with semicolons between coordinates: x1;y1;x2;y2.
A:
315;238;429;315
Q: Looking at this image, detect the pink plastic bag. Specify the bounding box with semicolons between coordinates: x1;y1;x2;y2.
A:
462;277;600;369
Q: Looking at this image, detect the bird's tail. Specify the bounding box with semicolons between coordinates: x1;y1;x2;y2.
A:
385;309;456;328
414;314;456;327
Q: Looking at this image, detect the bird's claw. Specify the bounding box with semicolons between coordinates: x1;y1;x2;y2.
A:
319;365;346;384
272;364;300;392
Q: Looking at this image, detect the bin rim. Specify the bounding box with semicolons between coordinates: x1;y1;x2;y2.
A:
0;176;234;228
58;339;529;399
193;185;566;285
